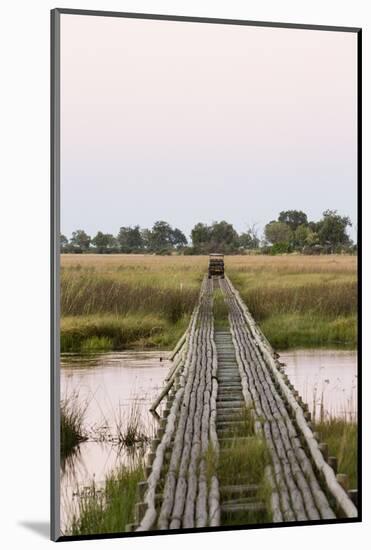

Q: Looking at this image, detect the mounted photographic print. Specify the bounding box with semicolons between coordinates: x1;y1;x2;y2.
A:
51;9;361;542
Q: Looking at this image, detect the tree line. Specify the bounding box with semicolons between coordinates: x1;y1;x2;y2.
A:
263;209;355;254
61;210;355;255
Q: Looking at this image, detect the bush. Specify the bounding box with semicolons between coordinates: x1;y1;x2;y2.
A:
155;248;172;256
183;246;198;255
269;242;292;255
60;315;168;352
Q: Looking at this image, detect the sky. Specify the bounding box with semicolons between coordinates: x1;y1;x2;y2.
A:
60;14;358;241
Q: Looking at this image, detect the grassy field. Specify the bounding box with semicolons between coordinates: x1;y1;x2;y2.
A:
227;255;357;349
61;254;356;352
61;255;206;352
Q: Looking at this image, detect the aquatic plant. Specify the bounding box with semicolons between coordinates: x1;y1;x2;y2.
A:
315;417;357;489
61;391;87;458
113;401;150;447
68;462;144;535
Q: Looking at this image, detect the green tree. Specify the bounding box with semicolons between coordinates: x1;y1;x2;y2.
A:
317;210;352;250
140;228;152;250
209;221;239;252
150;221;174;251
305;230;320;247
92;232;117;253
191;221;239;252
239;225;260;249
70;229;91;252
278;210;308;231
117;226;143;252
294;224;310;248
60;234;69;253
308;221;318;232
191;223;211;248
170;227;188;248
264;221;292;245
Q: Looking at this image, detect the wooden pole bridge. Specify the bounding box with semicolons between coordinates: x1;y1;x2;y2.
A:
128;276;357;531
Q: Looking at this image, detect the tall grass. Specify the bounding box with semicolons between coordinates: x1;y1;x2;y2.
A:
239;282;357;321
68;462;144;535
221;405;256;438
61;392;87;458
260;314;357;349
226;254;356;275
213;289;229;329
218;435;272;526
315;418;357;489
61;254;357;351
227;255;357;350
61;271;198;322
112;401;150;447
61;314;188;352
61;255;204;352
218;436;269;486
205;407;272;526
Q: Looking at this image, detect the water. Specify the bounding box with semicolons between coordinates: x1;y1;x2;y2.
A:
60;350;170;532
280;349;357;422
60;348;357;532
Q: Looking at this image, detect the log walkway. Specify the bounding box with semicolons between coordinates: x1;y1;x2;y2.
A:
130;276;357;531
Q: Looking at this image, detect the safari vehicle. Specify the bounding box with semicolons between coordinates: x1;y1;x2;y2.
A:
208;253;225;278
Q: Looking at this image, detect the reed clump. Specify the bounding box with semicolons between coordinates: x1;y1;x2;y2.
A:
315;418;357;489
112;402;150;447
218;436;268;486
218;434;272;526
68;462;144;535
61;392;87;458
205;407;272;526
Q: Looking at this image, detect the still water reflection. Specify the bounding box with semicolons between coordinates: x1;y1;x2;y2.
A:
280;349;357;422
60;351;170;532
60;348;357;531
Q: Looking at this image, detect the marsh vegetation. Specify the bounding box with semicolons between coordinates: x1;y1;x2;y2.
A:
315;418;357;490
60;350;166;533
61;254;356;352
61;255;205;352
60;253;357;532
206;407;272;526
68;462;144;535
213;288;230;329
227;255;357;349
61;391;87;459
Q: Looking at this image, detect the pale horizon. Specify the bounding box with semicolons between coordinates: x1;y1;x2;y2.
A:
60;14;357;241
